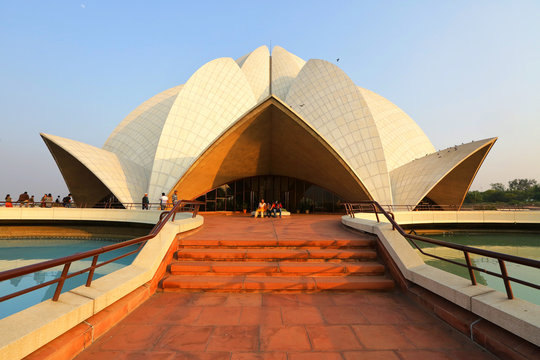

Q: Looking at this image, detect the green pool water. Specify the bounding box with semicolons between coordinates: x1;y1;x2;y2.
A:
413;232;540;305
0;238;138;319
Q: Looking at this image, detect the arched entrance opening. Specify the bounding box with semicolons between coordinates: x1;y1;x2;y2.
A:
195;175;345;213
168;97;372;206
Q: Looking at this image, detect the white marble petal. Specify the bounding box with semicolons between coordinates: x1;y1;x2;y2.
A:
271;45;306;101
359;87;435;171
391;138;496;206
238;45;270;103
147;57;257;201
235;51;251;67
286;59;392;204
104;85;183;173
42;133;148;204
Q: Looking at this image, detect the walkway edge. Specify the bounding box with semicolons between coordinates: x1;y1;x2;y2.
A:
0;213;203;360
342;213;540;350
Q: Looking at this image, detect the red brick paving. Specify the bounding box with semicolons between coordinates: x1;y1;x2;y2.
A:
74;215;497;359
75;290;498;359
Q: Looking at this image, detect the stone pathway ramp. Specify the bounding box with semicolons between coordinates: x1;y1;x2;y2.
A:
74;215;496;359
75;292;496;359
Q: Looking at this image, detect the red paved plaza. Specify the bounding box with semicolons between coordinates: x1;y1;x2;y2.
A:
75;215;496;359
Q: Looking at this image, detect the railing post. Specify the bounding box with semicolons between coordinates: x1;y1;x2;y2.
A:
498;259;514;299
463;251;477;285
86;255;99;287
53;263;71;301
388;212;396;230
371;203;380;223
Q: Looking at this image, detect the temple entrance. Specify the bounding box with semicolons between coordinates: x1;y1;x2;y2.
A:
195;175;345;213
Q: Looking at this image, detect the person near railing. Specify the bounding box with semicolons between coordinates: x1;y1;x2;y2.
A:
17;191;30;207
142;193;149;210
62;194;73;208
4;194;13;207
40;194;47;207
172;190;178;206
160;192;168;210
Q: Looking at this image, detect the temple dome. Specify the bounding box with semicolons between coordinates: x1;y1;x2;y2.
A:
42;45;496;209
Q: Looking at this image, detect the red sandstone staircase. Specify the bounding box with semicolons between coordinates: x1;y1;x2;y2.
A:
161;215;394;292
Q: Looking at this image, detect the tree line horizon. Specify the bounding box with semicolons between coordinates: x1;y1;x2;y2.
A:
465;179;540;205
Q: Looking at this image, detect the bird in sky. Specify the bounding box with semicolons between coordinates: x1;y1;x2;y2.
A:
336;58;340;62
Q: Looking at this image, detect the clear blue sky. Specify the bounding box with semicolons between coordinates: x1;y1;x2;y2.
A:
1;0;539;199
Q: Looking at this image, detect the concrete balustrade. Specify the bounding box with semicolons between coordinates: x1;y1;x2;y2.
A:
342;210;540;347
0;210;203;359
0;207;163;224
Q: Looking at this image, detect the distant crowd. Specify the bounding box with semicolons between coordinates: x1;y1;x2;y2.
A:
3;192;74;208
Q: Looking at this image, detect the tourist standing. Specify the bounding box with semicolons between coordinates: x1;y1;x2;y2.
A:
46;194;53;208
172;190;178;206
142;193;149;210
160;192;168;210
29;195;35;207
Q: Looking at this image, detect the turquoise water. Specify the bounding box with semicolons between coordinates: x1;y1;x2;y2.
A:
414;232;540;305
0;238;138;319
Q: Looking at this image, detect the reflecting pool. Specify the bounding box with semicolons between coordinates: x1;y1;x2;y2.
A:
0;238;138;319
413;232;540;305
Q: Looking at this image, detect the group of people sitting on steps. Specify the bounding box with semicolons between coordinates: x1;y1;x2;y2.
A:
254;199;283;218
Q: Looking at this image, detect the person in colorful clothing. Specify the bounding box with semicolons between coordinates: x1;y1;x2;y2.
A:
5;194;13;207
254;199;266;218
272;201;283;218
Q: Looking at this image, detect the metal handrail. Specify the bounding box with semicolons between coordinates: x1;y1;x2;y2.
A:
0;201;187;210
0;200;203;303
341;203;538;212
344;201;540;299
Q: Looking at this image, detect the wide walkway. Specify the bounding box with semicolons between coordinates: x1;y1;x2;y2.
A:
75;215;496;359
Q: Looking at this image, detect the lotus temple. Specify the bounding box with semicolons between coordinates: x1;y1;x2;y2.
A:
5;46;540;360
41;46;496;211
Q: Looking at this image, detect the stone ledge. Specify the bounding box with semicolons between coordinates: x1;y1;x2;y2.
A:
408;286;540;360
0;213;203;359
342;214;540;348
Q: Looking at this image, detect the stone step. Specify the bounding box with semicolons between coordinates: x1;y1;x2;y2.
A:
176;248;378;261
178;238;375;249
161;275;395;292
169;261;385;276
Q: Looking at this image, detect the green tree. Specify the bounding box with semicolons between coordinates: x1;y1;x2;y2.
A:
464;191;483;204
508;179;537;192
490;183;506;191
483;189;507;202
466;178;539;205
531;185;540;201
